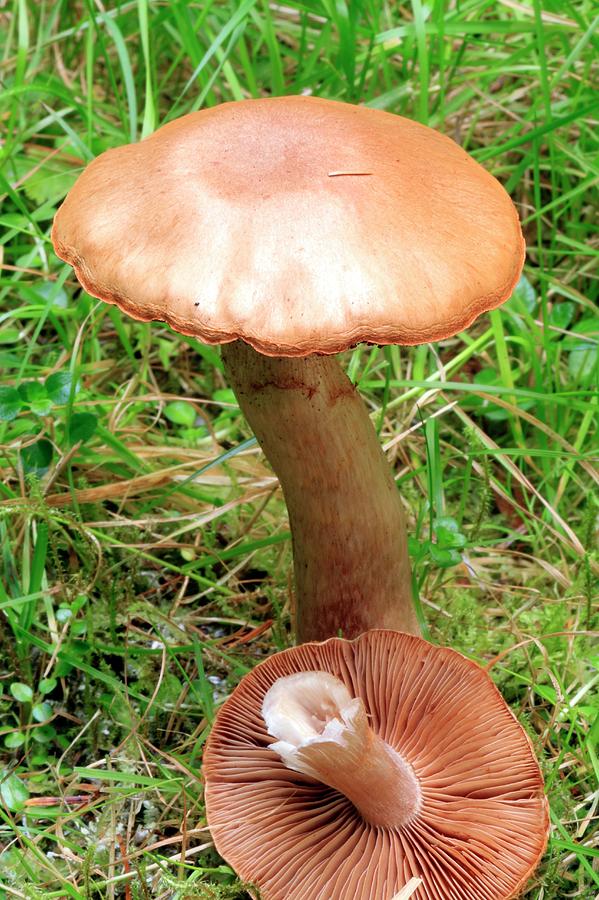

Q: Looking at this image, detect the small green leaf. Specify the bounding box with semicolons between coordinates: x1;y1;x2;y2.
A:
0;771;30;811
509;274;536;313
4;732;26;749
429;545;462;567
11;151;79;207
18;382;53;416
21;439;53;475
0;387;22;422
38;678;57;695
31;399;54;417
10;682;33;703
45;371;73;405
31;282;69;309
434;516;460;533
157;338;176;370
434;518;467;549
408;536;429;563
71;594;88;613
549;301;574;332
568;344;597;383
561;317;598;349
18;382;45;403
67;412;97;444
18;382;52;416
0;329;21;344
164;401;196;427
468;368;498;411
181;548;196;562
32;725;56;744
212;388;237;405
0;351;21;369
54;659;73;678
30;752;51;766
32;702;52;723
468;370;534;421
436;527;467;549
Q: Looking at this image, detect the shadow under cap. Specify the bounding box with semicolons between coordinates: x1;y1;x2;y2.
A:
204;631;548;900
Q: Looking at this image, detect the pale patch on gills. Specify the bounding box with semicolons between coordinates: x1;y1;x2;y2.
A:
392;877;424;899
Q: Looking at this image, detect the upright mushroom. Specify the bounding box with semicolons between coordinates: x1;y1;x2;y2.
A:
204;630;548;900
52;96;524;642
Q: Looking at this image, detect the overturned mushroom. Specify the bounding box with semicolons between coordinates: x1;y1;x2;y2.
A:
204;631;548;900
52;96;525;641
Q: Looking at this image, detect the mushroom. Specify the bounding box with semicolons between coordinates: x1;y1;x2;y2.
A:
51;96;524;642
204;630;548;900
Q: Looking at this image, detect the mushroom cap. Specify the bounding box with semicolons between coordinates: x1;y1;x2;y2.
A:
204;630;548;900
52;96;524;358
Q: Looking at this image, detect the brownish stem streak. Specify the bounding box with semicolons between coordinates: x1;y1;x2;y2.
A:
222;340;418;643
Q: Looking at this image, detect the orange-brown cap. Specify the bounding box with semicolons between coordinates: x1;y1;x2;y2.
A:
204;630;548;900
52;97;524;357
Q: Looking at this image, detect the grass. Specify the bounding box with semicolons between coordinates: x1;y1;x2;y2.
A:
0;0;597;897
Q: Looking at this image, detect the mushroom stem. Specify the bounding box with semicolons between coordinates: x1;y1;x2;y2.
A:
262;671;422;828
221;340;418;642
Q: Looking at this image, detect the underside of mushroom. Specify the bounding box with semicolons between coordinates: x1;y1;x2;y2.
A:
204;631;549;900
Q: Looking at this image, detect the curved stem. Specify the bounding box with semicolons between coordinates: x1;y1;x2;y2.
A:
222;340;418;642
